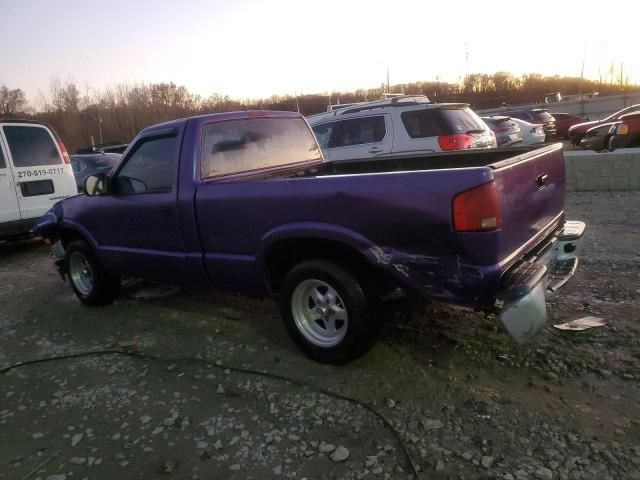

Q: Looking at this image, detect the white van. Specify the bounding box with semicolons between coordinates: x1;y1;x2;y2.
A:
0;120;78;240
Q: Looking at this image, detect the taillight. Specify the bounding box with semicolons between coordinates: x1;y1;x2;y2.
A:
617;124;629;135
58;140;70;164
438;133;474;151
452;181;502;232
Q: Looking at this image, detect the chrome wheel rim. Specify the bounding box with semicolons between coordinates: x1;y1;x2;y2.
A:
291;279;348;348
69;251;94;296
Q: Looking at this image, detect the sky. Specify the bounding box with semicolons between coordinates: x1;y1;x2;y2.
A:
1;0;637;104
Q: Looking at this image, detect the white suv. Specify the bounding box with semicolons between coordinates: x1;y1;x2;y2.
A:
307;96;496;162
0;120;77;240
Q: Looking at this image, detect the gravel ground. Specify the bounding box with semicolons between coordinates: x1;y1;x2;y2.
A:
0;191;639;480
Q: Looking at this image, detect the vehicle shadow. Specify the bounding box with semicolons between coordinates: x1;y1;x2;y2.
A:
118;280;468;364
0;238;44;257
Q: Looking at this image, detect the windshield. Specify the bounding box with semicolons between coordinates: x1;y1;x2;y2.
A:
605;104;640;122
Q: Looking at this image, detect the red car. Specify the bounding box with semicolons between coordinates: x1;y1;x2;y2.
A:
568;104;640;145
550;113;589;139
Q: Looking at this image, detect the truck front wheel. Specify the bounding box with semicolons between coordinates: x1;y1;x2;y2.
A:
66;240;120;306
279;259;383;364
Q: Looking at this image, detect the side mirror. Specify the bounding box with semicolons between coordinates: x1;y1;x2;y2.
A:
84;173;108;196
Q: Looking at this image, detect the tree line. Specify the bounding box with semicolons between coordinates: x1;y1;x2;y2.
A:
1;72;639;152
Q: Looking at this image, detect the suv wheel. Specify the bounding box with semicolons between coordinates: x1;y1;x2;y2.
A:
66;240;120;306
279;259;383;364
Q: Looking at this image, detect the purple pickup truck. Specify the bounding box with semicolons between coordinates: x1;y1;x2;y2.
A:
36;110;585;364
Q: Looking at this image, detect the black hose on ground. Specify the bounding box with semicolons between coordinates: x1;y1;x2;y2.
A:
0;349;421;479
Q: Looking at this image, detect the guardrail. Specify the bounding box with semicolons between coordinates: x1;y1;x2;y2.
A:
564;148;640;191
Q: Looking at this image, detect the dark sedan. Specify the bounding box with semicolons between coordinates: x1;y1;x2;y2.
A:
70;153;121;192
578;122;619;151
481;116;523;147
609;112;640;151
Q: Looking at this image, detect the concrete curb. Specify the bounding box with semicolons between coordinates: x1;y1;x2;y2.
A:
564;148;640;191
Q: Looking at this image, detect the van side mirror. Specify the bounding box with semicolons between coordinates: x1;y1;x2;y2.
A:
84;173;108;196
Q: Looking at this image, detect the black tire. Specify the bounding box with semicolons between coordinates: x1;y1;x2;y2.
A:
278;259;383;364
66;240;120;306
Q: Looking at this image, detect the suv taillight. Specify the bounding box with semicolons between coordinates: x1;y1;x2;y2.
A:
58;140;70;164
617;124;629;135
438;133;474;151
452;181;501;232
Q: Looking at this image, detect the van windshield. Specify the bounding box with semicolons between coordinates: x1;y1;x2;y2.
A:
3;125;62;167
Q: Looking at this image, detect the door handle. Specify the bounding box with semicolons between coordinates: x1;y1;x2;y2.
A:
536;174;549;188
160;206;175;217
368;147;383;154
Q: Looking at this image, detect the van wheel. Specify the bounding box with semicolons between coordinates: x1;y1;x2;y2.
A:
279;259;383;364
66;240;120;306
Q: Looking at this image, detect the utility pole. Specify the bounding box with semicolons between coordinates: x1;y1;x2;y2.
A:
464;43;469;87
578;47;587;115
386;68;390;94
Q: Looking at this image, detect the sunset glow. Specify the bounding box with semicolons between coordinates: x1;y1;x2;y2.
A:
1;0;637;103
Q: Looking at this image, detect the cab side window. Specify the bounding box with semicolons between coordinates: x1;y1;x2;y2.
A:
0;143;5;168
114;136;177;194
327;117;386;148
312;122;336;149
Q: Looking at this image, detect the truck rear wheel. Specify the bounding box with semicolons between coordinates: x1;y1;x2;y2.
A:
279;259;383;364
66;240;120;306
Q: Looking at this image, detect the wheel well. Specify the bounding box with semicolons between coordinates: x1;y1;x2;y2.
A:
264;238;381;294
58;228;86;249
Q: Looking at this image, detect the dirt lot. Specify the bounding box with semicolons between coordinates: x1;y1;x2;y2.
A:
1;191;639;480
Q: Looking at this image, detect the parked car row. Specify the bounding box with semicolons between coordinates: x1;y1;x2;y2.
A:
307;96;600;162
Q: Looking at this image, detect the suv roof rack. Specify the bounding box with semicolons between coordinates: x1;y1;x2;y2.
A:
326;102;363;112
338;95;431;115
0;118;45;125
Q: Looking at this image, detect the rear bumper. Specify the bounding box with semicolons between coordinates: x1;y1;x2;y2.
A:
495;220;585;343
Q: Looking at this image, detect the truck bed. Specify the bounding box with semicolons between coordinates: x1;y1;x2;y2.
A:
313;144;557;175
193;142;565;305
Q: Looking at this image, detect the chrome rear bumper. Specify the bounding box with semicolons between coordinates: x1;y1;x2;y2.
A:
497;220;586;343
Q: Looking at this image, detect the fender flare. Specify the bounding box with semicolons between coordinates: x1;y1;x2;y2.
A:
256;222;378;272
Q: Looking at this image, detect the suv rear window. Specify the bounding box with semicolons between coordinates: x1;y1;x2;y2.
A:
201;117;321;178
401;108;486;138
3;125;62;167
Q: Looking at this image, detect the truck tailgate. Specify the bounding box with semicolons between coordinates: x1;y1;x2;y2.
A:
492;143;565;266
